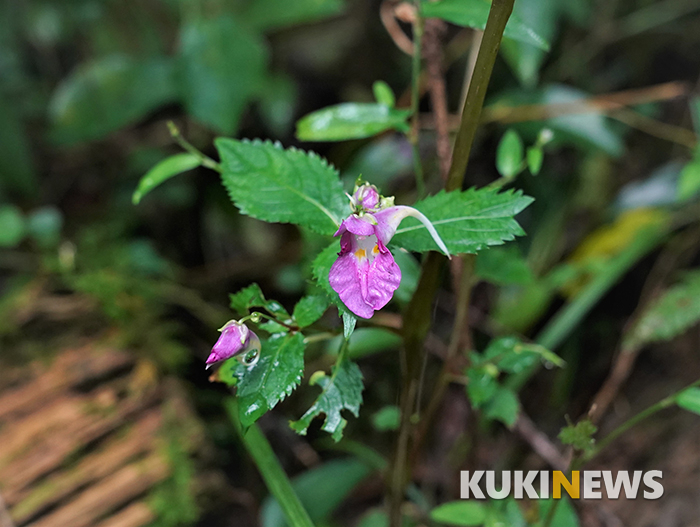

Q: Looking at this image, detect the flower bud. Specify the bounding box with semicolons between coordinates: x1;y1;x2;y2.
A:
205;320;261;369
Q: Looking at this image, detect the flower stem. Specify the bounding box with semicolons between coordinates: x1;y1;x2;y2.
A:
167;121;223;173
446;0;515;192
389;3;515;526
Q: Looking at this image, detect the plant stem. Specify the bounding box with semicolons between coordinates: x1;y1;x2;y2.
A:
167;121;223;173
225;399;315;527
389;2;515;526
410;4;426;197
446;0;515;191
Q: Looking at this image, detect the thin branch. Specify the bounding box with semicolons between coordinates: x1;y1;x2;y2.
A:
380;0;414;55
514;413;569;471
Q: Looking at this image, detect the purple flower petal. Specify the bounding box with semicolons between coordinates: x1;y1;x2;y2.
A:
334;215;376;237
353;184;380;211
329;239;401;319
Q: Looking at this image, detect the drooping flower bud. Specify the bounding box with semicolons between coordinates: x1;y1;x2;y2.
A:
205;320;261;369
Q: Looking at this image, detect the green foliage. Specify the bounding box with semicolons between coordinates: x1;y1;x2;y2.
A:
0;205;26;247
326;328;402;360
476;245;534;285
261;458;371;527
312;242;354;317
467;364;499;408
26;207;63;249
372;81;396;107
527;146;545;175
296;103;411;142
179;16;268;134
242;0;346;32
219;333;305;428
49;55;177;144
132;153;201;205
391;188;533;255
496;129;525;178
676;387;700;416
421;0;550;50
537;497;580;527
292;295;329;327
483;336;565;372
483;386;519;427
429;501;487;526
0;98;36;197
558;419;597;453
676;148;700;201
230;283;291;320
290;358;363;441
216;139;347;236
490;85;624;156
623;271;700;351
372;405;400;431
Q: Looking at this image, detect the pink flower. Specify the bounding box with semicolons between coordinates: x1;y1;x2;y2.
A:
329;184;449;319
206;320;261;369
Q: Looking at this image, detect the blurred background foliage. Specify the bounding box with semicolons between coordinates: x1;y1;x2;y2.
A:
1;0;700;526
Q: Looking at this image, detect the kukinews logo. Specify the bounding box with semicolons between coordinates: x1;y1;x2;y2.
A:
461;471;664;500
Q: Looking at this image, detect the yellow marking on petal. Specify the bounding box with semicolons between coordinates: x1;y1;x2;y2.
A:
372;245;380;255
354;248;367;259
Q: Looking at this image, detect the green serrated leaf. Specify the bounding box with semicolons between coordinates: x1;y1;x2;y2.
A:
219;333;305;427
242;0;345;32
624;271;700;351
132;153;200;204
179;16;267;134
676;387;700;415
230;283;291;320
484;386;519;427
216;139;347;236
372;81;396;107
476;245;534;285
430;501;486;526
558;419;597;453
293;295;330;328
296;103;411;142
422;0;550;50
526;146;544;175
259;320;290;334
290;359;363;441
496;129;524;178
49;55;176;144
391;188;533;255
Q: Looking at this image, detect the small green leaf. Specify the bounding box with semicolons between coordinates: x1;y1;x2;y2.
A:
242;0;345;32
558;419;597;453
496;129;524;178
483;386;519;427
293;295;330;328
422;0;550;50
259;321;290;334
132;153;201;204
538;497;580;527
343;312;357;339
483;336;564;373
372;81;396;107
372;405;400;431
676;387;700;415
296;103;411;142
0;205;26;248
623;271;700;351
526;146;544;175
216;139;347;236
230;283;291;320
219;333;305;427
430;501;487;526
476;245;534;285
391;188;533;255
290;359;363;441
676;157;700;201
179;16;267;134
49;55;176;144
466;365;499;408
